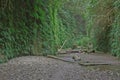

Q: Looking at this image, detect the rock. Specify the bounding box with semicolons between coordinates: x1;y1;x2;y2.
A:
72;55;81;61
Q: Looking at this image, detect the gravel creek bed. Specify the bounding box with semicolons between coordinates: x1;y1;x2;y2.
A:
0;56;120;80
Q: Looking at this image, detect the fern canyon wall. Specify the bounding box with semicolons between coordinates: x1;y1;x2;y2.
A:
0;0;120;62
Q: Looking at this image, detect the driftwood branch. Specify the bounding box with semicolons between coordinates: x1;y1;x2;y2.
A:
47;55;74;63
58;40;67;52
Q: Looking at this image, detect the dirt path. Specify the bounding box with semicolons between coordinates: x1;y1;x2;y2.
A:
0;53;120;80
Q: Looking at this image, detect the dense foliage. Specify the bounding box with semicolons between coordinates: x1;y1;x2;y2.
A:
0;0;78;62
79;0;120;56
0;0;120;62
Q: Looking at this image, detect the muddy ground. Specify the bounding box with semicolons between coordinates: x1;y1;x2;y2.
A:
0;52;120;80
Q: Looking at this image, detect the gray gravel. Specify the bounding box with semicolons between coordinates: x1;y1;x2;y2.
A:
0;56;120;80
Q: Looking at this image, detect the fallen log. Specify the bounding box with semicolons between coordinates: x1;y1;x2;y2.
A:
47;55;75;63
47;55;111;66
78;62;111;66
